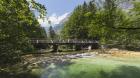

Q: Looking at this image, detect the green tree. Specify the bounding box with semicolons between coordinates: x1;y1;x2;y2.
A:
0;0;47;65
48;26;56;39
61;1;97;39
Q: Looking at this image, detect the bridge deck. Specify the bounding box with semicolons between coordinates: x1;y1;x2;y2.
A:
31;39;99;45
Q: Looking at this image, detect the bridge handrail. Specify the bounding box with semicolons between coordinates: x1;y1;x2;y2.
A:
30;39;99;44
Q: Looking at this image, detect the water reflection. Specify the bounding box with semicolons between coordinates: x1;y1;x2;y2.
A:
38;53;94;78
41;60;73;78
40;53;96;78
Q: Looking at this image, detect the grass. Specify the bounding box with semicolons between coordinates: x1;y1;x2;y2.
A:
41;56;140;78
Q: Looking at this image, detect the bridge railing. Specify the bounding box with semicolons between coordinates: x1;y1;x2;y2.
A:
30;39;99;44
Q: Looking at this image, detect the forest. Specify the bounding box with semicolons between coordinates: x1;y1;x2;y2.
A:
61;0;140;50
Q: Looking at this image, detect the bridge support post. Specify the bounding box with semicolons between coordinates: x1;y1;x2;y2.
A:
91;43;99;49
72;45;75;51
75;45;82;51
88;45;92;52
52;44;58;52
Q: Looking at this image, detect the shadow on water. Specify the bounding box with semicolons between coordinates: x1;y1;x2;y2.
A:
41;59;74;78
100;66;140;78
40;65;140;78
0;56;74;78
0;70;39;78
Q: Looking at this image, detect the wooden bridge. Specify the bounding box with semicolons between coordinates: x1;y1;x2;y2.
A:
30;39;99;45
30;39;99;52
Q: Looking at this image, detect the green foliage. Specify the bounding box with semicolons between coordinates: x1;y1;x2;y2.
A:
61;2;96;39
0;0;47;65
61;0;140;49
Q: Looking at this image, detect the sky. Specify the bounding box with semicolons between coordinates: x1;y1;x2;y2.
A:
36;0;87;27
